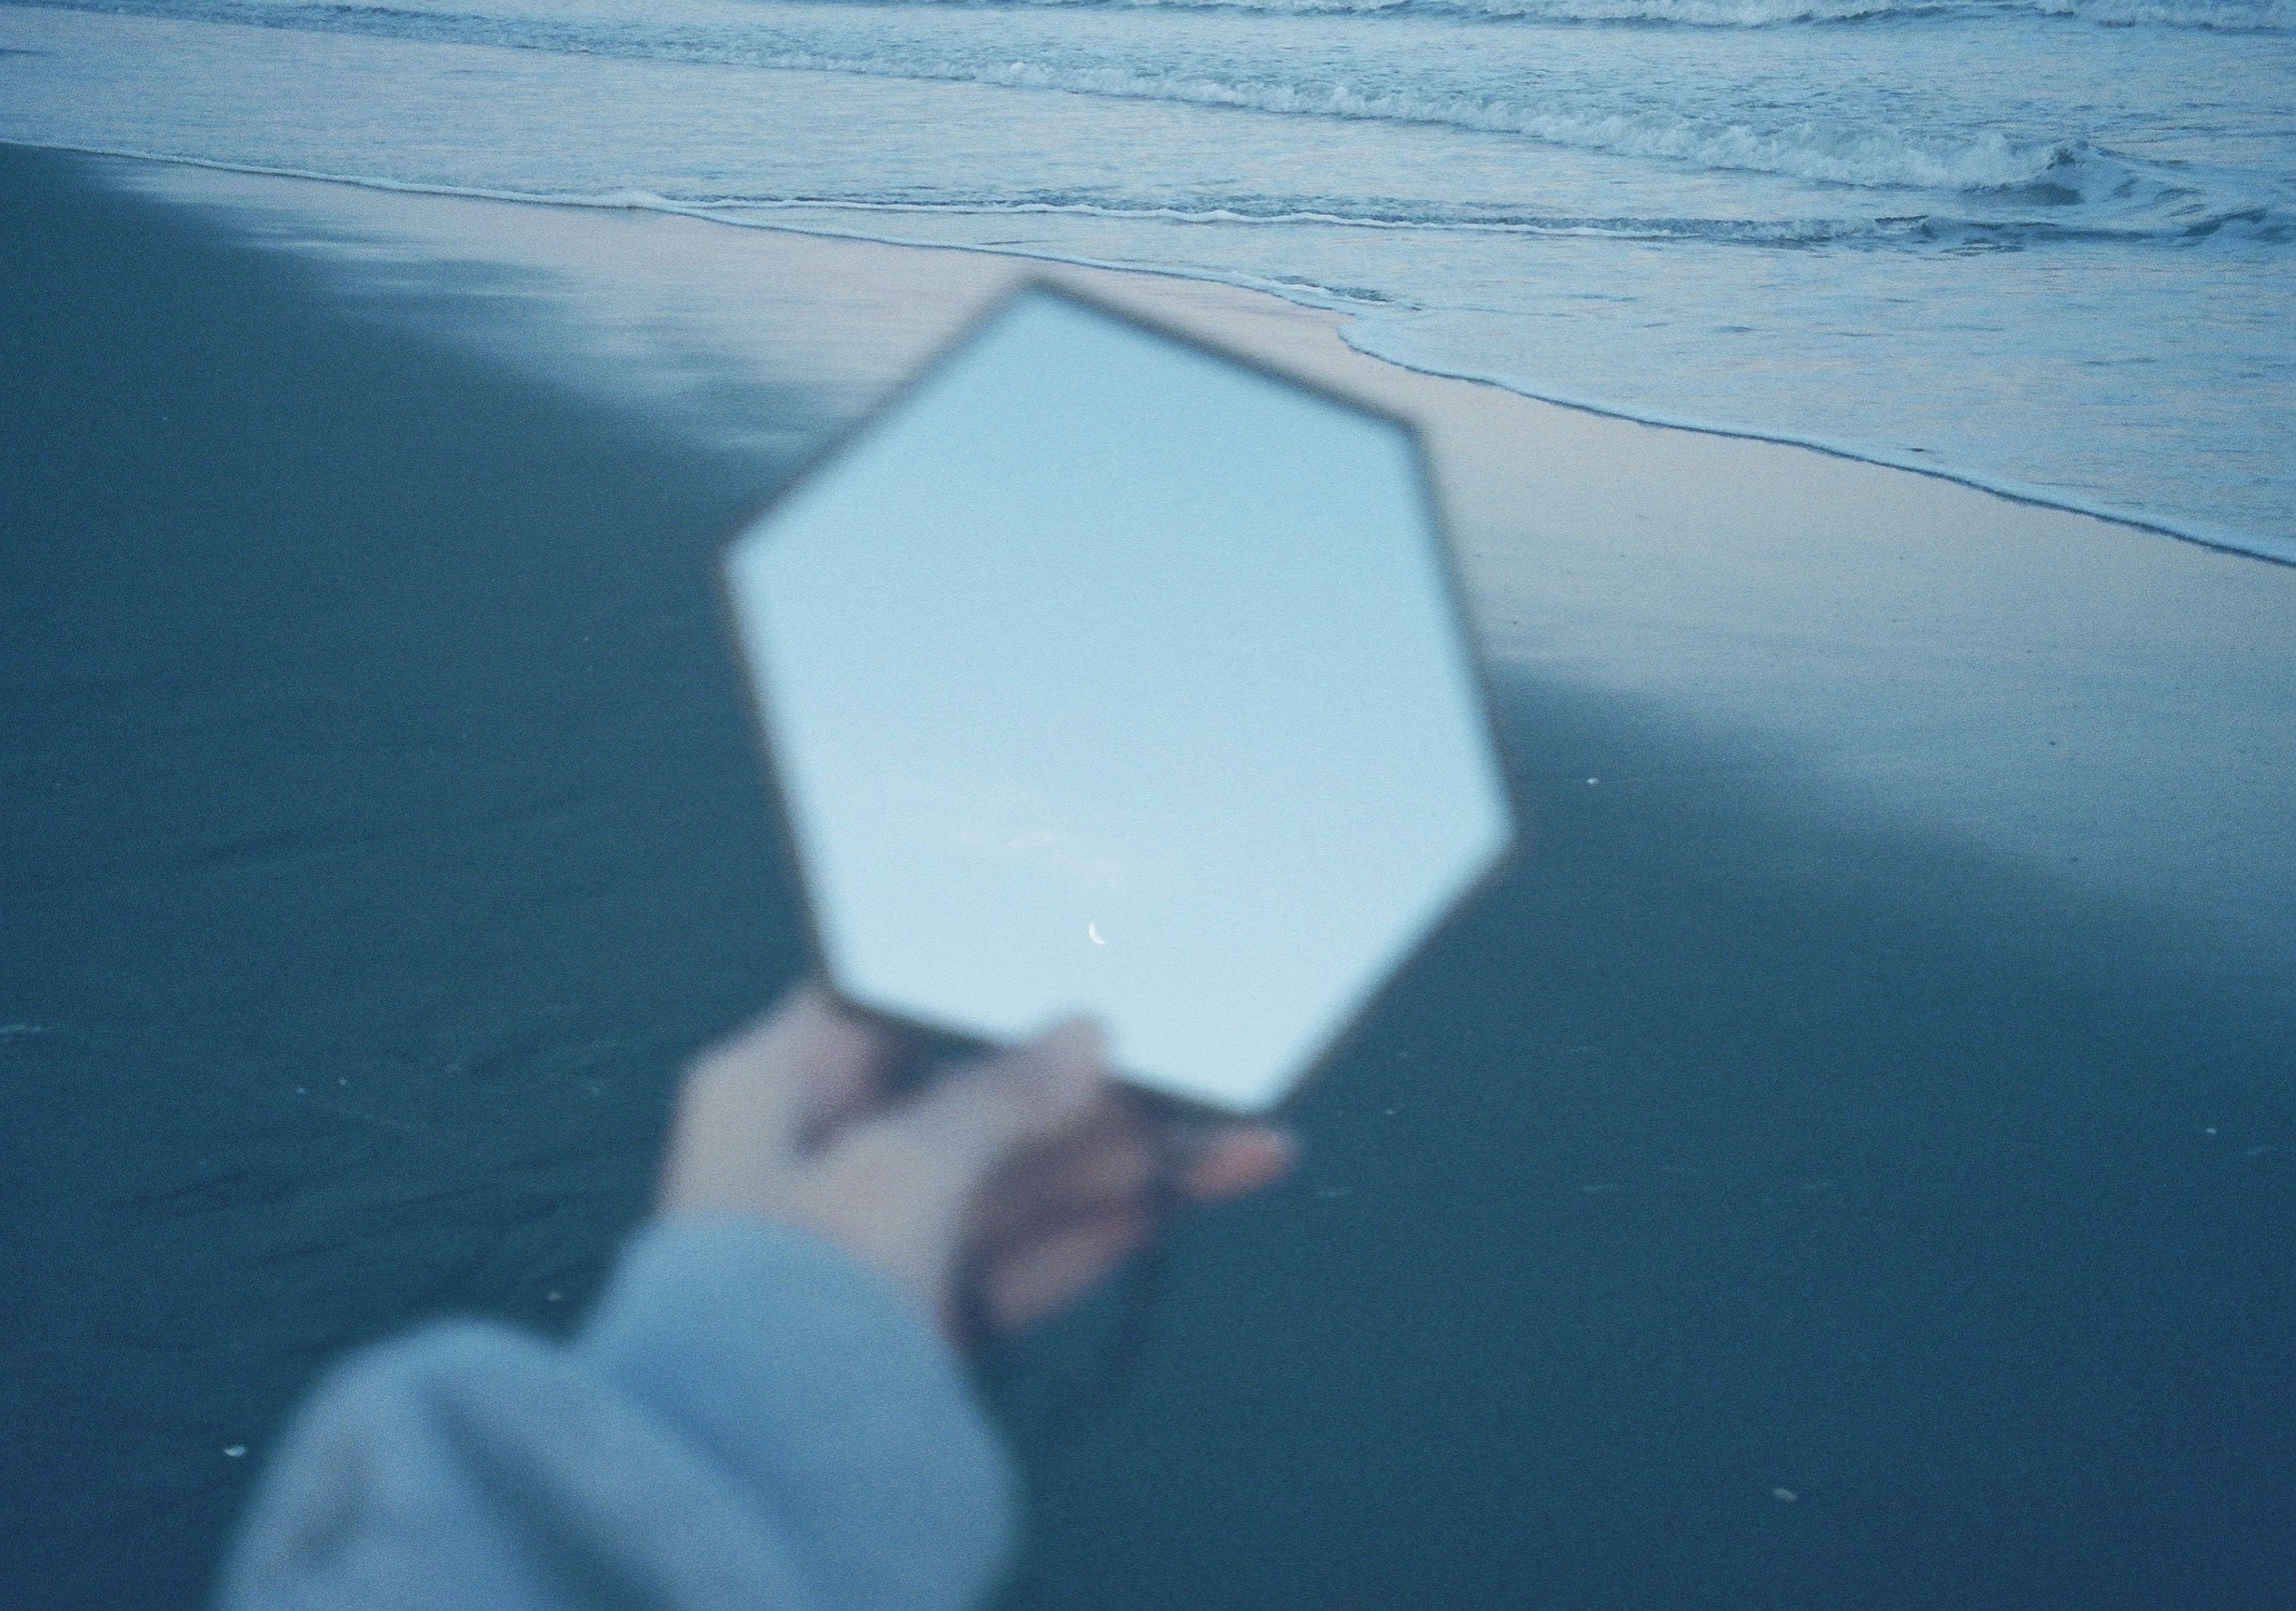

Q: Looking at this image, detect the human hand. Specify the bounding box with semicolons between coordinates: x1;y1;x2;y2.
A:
657;986;1294;1344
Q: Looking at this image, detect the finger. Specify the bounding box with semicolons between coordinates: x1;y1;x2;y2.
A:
975;1111;1292;1251
1178;1125;1297;1202
971;1093;1156;1245
979;1206;1155;1335
695;985;895;1154
793;1017;1109;1326
781;995;904;1151
884;1017;1108;1204
658;988;897;1216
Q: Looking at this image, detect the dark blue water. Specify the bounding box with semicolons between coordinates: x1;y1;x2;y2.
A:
2;143;2291;1610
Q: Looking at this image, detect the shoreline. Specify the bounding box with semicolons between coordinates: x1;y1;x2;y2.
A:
47;139;2296;970
14;136;2288;570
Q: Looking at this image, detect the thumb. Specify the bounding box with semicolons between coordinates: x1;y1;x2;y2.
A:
790;1017;1107;1332
896;1018;1107;1198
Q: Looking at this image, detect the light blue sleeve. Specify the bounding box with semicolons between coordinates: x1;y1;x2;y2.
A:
216;1217;1015;1611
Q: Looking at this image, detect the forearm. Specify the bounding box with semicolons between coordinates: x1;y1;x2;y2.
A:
216;1218;1014;1611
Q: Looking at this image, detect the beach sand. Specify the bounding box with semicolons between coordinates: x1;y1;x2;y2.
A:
104;152;2296;967
3;143;2289;1610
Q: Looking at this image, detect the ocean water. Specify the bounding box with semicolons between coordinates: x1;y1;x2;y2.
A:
2;0;2291;561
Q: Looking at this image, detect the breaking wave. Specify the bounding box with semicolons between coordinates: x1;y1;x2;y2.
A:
41;0;2296;34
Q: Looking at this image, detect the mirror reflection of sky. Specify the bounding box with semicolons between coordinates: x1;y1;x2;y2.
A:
728;293;1511;1112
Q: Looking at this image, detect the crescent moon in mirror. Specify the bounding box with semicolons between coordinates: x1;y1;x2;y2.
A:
1087;922;1107;946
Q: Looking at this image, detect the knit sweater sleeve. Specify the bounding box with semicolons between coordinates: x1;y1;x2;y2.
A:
216;1216;1015;1611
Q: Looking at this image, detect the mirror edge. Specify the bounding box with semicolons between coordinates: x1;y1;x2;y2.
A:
709;276;1532;1118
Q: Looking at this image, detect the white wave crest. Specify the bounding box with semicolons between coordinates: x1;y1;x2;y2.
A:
2025;0;2296;27
778;0;2293;26
1045;0;2296;26
1033;0;1928;23
50;0;2296;34
799;0;2295;27
1473;0;1913;20
893;57;2079;188
40;1;2162;188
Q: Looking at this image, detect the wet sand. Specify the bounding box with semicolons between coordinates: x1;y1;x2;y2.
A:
103;152;2296;968
2;143;2289;1610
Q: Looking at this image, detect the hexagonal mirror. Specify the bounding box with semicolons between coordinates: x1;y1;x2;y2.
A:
722;285;1513;1115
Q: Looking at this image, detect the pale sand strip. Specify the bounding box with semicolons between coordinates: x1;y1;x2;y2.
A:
100;158;2296;962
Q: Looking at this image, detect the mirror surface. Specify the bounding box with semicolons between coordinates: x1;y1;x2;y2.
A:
724;288;1512;1113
